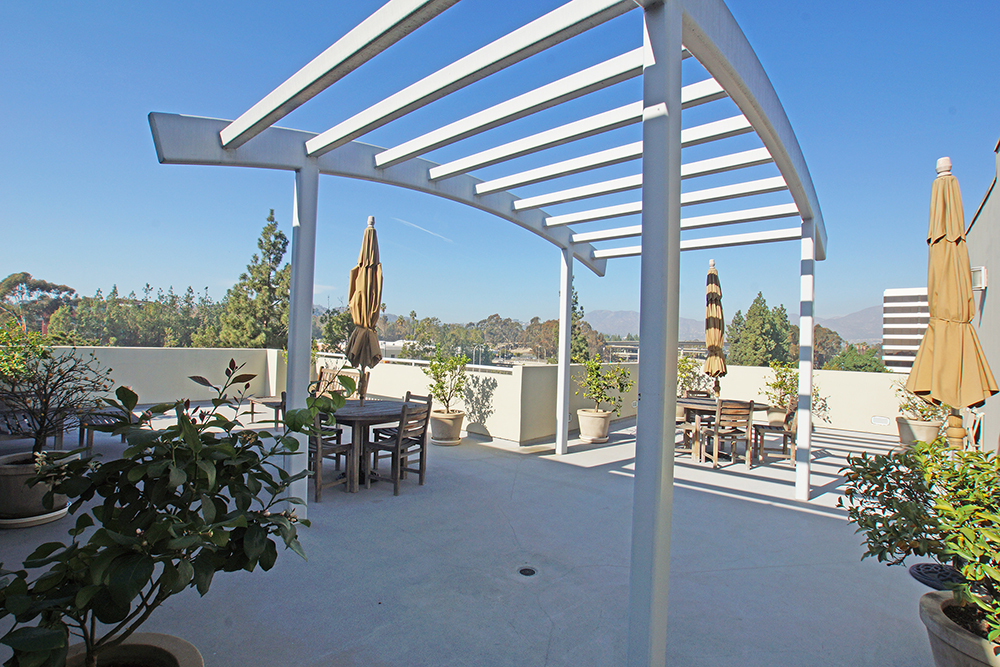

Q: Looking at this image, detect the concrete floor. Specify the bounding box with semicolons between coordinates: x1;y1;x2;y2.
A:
0;419;934;666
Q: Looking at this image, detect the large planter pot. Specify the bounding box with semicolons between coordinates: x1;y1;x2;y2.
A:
67;632;204;667
919;591;1000;667
578;409;612;444
897;417;944;447
0;451;69;528
430;410;464;446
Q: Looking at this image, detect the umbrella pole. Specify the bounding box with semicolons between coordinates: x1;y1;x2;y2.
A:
713;378;720;398
358;365;366;406
946;408;966;449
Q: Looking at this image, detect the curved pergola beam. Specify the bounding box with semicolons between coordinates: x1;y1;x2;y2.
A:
148;112;607;276
679;0;828;259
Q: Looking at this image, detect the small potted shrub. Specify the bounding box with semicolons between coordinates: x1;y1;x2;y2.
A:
761;361;831;427
423;347;469;446
0;322;112;526
894;379;949;447
0;360;343;667
574;356;633;444
839;438;1000;666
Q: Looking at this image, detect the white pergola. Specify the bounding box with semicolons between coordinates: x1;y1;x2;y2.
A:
149;1;827;664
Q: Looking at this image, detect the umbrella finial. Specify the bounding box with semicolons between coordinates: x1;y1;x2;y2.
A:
709;259;715;269
936;157;952;176
367;215;375;227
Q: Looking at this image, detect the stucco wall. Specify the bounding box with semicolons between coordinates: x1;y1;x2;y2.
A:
966;145;1000;452
55;347;284;405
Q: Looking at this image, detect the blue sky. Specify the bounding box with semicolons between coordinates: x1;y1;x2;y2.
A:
2;1;998;328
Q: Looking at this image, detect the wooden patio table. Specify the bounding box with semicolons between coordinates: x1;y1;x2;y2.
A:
331;399;417;493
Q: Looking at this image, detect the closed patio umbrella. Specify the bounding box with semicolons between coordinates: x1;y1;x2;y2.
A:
906;157;997;447
346;216;383;405
703;259;727;398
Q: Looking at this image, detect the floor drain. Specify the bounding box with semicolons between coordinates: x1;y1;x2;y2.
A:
519;567;536;577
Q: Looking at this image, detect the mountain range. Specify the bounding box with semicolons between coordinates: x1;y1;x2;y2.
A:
585;305;883;344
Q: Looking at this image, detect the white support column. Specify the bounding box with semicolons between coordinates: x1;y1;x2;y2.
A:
555;246;574;456
628;2;682;666
795;218;815;501
286;161;320;509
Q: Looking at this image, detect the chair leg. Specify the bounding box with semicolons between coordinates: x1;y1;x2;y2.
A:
314;447;323;503
419;445;426;486
392;450;401;496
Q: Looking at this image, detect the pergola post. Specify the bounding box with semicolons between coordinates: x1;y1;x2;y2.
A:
555;246;574;455
286;160;320;509
795;217;815;501
628;1;682;665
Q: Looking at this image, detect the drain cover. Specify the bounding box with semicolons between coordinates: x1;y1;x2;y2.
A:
519;567;537;577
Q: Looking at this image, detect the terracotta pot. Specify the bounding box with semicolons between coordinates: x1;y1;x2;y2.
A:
0;451;68;528
897;417;944;448
67;632;204;667
578;409;612;444
919;591;1000;667
430;410;464;446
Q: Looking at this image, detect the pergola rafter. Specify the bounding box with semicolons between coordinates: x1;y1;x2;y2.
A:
149;1;827;664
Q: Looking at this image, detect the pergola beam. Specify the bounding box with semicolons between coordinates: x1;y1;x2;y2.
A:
305;0;636;157
220;0;460;150
591;225;801;258
375;48;644;168
429;77;725;181
514;174;642;210
681;175;787;206
476;141;642;195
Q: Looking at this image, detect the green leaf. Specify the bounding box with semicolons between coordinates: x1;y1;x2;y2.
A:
231;373;256;384
116;385;139;411
196;460;216;489
107;554;155;606
243;525;266;561
191;556;215;596
168;464;187;488
259;540;278;571
1;626;66;652
91;588;130;624
74;585;102;609
188;375;216;389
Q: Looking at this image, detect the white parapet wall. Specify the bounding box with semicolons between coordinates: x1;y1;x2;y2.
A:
56;348;903;441
56;347;286;405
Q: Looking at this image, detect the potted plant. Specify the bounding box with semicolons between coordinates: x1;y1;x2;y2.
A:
761;361;831;427
0;360;343;667
423;346;469;446
574;356;634;444
839;438;1000;666
0;321;112;526
895;379;950;447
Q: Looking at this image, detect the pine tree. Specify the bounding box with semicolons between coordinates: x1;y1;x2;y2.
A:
217;210;291;349
727;293;791;366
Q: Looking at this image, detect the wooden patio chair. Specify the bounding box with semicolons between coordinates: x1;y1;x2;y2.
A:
701;399;754;468
751;408;796;466
309;411;353;500
364;399;432;496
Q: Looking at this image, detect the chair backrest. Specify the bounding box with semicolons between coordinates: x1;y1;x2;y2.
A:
714;399;753;433
403;391;433;411
396;401;432;445
315;366;360;398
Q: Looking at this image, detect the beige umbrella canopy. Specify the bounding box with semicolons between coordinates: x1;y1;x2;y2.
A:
703;259;727;397
346;216;383;405
906;157;998;446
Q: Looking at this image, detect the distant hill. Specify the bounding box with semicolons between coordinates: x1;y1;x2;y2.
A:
585;310;703;340
587;305;884;344
816;306;883;344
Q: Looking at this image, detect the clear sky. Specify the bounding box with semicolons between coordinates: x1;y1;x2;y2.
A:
2;1;998;328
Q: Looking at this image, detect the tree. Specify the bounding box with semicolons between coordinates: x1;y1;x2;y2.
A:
218;210;291;348
727;293;790;366
0;272;75;332
824;344;888;372
320;307;355;354
787;324;844;368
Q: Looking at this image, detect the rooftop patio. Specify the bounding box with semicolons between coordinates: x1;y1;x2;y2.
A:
0;419;934;666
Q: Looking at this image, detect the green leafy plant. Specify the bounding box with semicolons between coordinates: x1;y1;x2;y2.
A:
840;438;1000;643
676;354;711;396
574;356;634;416
423;346;469;413
0;360;344;667
894;379;952;422
0;318;49;380
762;361;831;423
